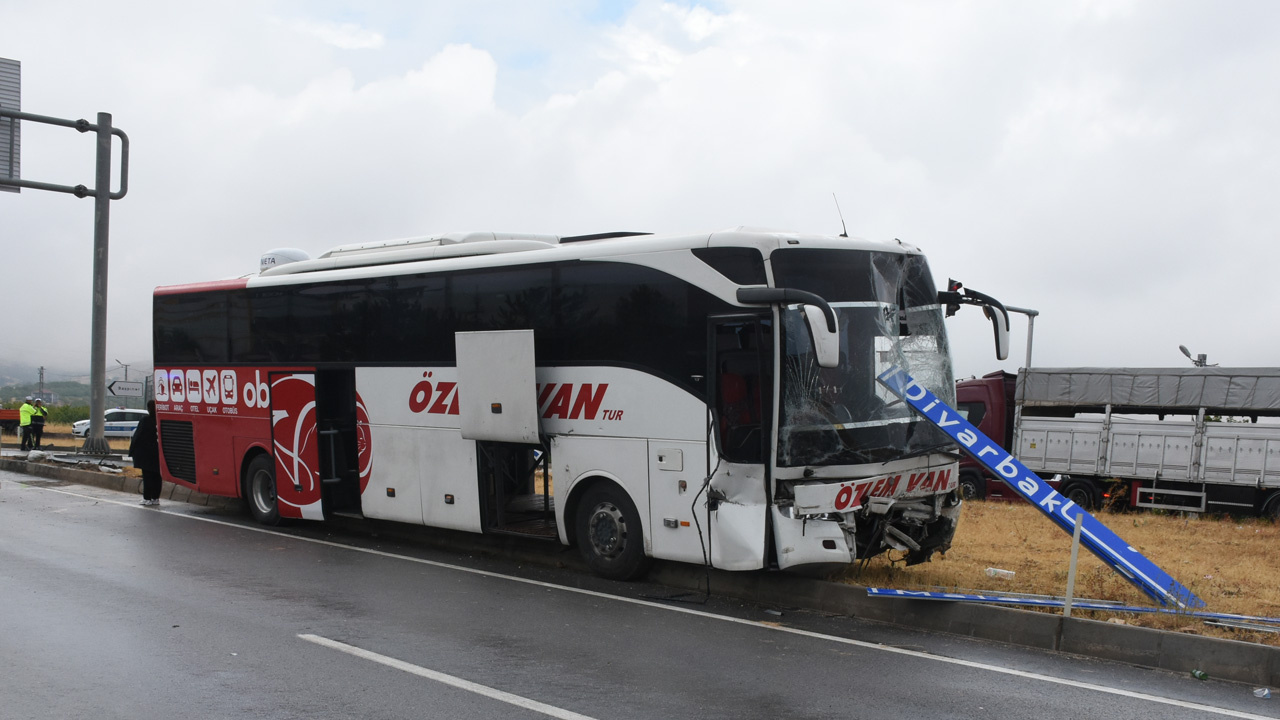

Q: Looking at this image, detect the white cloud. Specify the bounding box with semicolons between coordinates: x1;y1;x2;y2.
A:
285;18;385;50
2;0;1280;382
664;3;728;42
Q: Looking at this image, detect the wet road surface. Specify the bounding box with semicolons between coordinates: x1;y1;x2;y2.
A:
1;470;1275;719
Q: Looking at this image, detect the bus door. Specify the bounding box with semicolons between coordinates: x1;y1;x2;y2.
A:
269;370;364;520
315;368;363;517
269;372;325;521
706;317;773;569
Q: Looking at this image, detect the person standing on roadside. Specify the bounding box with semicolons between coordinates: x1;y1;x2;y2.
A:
30;399;48;450
130;400;162;506
18;396;35;451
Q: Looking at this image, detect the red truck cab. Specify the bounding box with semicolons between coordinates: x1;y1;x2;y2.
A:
954;371;1020;501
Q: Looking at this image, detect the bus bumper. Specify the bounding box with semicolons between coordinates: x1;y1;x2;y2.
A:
771;505;855;570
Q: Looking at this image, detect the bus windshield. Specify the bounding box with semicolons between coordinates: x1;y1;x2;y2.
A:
771;249;956;467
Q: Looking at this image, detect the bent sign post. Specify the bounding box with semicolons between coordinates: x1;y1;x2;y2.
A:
877;365;1204;609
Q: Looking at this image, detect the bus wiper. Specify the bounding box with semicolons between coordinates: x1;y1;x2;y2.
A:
884;441;961;464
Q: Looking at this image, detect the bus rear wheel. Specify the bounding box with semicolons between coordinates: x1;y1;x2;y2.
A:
246;454;281;526
575;483;650;581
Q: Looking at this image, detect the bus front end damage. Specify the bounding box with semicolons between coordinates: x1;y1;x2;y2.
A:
773;463;962;570
767;248;965;572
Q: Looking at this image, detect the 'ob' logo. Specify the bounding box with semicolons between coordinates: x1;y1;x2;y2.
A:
242;370;270;408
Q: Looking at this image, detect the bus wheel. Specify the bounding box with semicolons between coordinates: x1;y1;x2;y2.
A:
575;483;650;581
959;472;985;501
246;454;281;526
1063;481;1097;511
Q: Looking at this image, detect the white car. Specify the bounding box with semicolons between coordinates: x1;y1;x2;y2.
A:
71;408;151;438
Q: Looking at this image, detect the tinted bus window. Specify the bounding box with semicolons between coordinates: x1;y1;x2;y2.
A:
693;247;767;285
163;259;730;396
154;292;229;364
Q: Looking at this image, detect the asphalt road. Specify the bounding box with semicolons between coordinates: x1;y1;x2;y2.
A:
1;469;1276;720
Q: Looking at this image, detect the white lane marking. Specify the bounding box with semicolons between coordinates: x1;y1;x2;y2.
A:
299;633;597;720
23;482;1276;720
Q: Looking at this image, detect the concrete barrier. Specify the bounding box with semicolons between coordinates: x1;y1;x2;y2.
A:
3;455;1277;685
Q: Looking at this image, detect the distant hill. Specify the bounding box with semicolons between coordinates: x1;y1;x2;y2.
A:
1;380;94;406
0;359;150;408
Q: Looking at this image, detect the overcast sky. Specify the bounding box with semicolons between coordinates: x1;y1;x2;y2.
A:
3;0;1278;383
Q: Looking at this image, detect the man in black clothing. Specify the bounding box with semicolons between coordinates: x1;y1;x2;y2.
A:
30;399;48;450
130;400;162;506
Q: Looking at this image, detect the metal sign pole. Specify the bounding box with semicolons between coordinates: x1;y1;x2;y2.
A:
83;112;113;455
0;106;129;455
1063;512;1083;618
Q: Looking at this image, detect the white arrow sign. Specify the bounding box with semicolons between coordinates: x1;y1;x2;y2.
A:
108;380;144;397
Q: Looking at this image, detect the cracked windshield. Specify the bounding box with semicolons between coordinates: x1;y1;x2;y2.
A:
772;249;955;467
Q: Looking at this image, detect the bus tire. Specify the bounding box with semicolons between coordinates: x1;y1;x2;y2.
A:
958;471;985;501
1063;480;1098;511
246;454;281;526
575;483;650;581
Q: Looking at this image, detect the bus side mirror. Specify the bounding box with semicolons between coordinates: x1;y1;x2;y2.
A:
736;287;841;369
938;282;1010;361
985;304;1010;361
802;305;840;368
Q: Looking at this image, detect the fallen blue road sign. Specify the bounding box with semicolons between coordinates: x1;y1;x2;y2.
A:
867;588;1264;622
877;365;1204;609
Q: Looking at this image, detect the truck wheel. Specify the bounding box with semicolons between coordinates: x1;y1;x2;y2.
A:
1261;491;1280;519
246;454;281;526
575;483;650;581
1063;481;1098;511
959;472;986;501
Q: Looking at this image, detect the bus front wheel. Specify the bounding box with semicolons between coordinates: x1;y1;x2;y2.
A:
575;483;650;581
246;454;281;526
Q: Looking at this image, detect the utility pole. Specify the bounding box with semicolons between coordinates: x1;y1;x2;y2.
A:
115;358;131;408
38;366;44;396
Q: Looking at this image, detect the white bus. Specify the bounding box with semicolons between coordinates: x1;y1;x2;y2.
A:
152;227;1007;579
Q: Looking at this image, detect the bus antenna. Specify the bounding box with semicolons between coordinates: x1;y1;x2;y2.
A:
832;193;848;237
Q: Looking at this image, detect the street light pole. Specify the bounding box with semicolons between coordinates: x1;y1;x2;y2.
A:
1004;305;1039;467
1005;305;1039;369
1179;345;1211;368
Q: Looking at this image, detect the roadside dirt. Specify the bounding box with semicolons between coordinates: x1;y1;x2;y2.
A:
840;499;1280;645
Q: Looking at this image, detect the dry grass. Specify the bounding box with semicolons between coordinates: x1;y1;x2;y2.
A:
838;499;1280;645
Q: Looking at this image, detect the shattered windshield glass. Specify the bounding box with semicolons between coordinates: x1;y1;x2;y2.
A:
772;249;955;467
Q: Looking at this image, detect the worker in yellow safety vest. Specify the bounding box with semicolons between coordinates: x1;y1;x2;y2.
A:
19;396;35;451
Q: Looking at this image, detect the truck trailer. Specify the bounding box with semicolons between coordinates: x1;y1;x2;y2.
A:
955;367;1280;516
